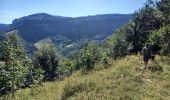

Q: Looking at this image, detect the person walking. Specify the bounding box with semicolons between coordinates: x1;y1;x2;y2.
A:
142;43;151;71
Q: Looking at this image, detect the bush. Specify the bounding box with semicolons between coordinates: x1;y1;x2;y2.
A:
59;59;76;76
80;42;102;71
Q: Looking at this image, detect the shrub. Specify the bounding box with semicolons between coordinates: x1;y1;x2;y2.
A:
59;59;76;76
80;42;102;71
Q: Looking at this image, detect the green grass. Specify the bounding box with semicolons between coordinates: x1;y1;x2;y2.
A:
1;55;170;100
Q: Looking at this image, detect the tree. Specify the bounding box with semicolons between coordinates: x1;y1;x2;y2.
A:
0;31;43;95
133;0;162;46
106;23;132;58
33;44;59;81
157;0;170;24
0;32;29;94
149;24;170;55
24;60;43;87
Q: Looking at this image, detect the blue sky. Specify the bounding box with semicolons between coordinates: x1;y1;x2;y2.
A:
0;0;148;24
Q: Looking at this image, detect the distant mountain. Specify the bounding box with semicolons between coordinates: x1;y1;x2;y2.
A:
0;13;132;56
0;24;8;30
1;13;132;43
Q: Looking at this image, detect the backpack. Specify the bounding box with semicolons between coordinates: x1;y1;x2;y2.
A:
142;46;151;56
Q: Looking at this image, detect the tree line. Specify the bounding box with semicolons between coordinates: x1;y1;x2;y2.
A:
0;32;109;95
106;0;170;59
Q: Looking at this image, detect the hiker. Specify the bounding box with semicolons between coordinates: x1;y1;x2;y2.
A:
142;43;151;70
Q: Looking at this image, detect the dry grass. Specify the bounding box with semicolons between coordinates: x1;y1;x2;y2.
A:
1;55;170;100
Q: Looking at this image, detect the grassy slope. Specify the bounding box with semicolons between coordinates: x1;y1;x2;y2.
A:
1;55;170;100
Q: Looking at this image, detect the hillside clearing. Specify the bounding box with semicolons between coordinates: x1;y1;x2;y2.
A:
1;55;170;100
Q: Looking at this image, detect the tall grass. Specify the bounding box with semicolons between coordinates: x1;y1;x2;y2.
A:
1;55;170;100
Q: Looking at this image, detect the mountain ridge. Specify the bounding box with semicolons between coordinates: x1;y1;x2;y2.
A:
0;13;132;55
0;24;8;30
12;13;132;23
1;13;132;43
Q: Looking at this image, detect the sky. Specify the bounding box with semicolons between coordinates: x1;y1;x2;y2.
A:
0;0;148;24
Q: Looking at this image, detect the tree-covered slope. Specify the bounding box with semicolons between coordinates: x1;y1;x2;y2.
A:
2;55;170;100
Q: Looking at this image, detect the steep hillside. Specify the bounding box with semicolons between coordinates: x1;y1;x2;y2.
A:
2;55;170;100
0;24;8;30
1;13;132;43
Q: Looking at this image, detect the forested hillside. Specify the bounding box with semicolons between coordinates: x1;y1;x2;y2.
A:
0;0;170;99
106;0;170;58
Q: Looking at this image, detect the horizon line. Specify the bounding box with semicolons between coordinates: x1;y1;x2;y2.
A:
0;12;133;24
